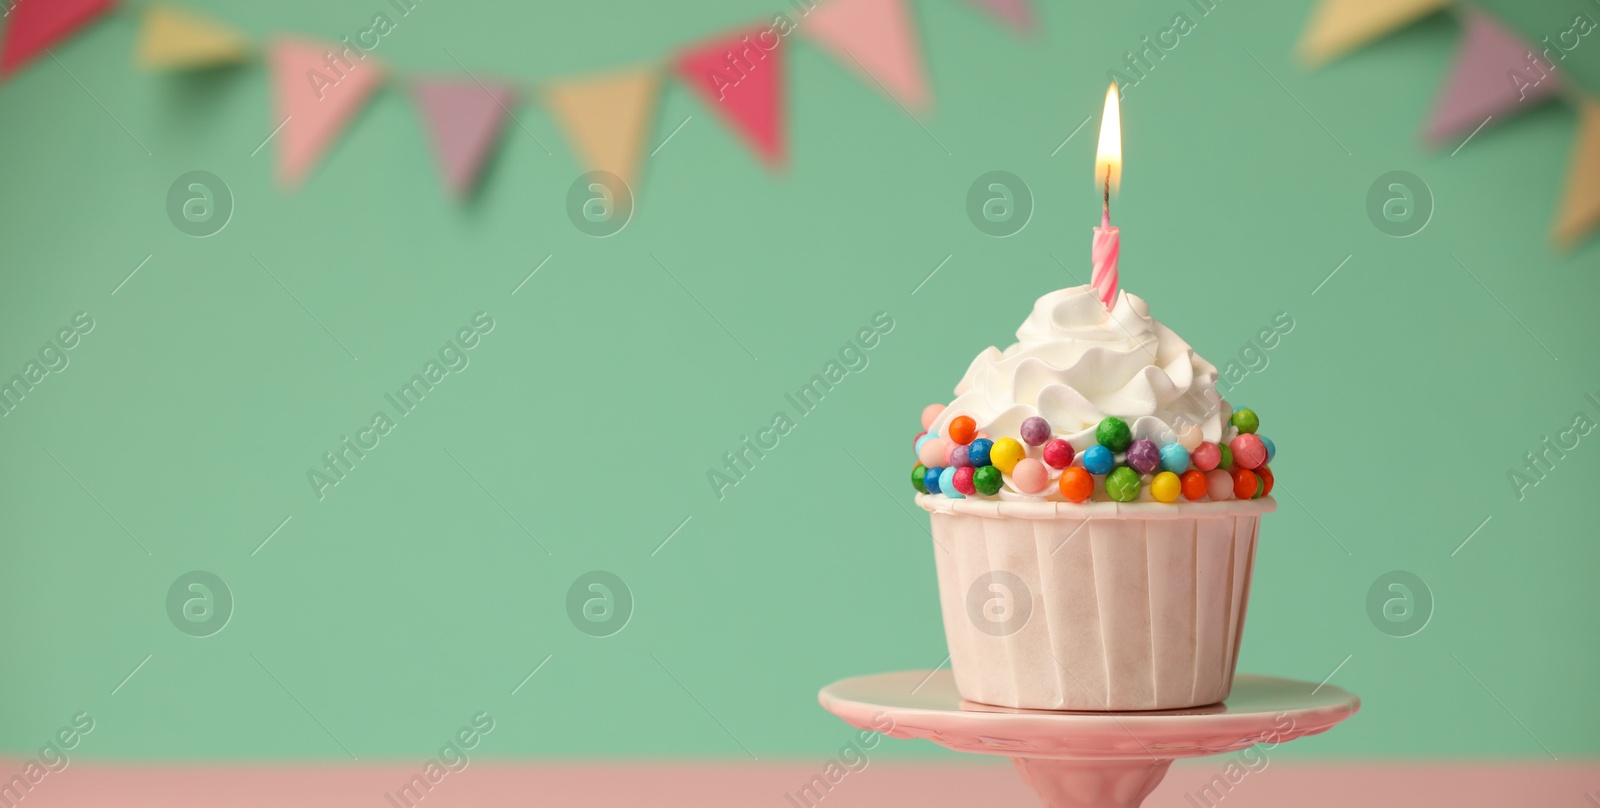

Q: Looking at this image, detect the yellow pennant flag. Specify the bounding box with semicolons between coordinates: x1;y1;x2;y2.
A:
542;66;662;190
1555;99;1600;248
136;4;249;70
1298;0;1448;65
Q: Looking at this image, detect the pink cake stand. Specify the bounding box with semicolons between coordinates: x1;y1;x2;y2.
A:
819;670;1358;808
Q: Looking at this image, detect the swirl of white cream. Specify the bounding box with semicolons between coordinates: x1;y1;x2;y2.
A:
929;285;1232;466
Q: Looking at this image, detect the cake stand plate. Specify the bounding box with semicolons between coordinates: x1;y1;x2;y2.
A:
819;670;1359;808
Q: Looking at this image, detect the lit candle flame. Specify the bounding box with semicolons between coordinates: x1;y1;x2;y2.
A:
1095;82;1121;203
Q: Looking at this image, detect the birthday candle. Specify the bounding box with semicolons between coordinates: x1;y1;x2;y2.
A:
1091;82;1122;309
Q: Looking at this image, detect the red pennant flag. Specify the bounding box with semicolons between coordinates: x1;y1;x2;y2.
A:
270;38;385;186
675;27;785;167
1424;10;1562;147
804;0;931;114
0;0;116;78
413;79;514;197
958;0;1034;36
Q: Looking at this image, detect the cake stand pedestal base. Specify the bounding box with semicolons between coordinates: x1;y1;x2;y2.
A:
819;671;1359;808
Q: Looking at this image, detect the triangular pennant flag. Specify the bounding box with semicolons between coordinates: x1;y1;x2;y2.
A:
0;0;116;78
1298;0;1448;65
270;38;384;186
1554;100;1600;248
675;28;785;167
1424;10;1561;147
543;67;661;188
136;4;250;70
957;0;1034;36
412;79;514;197
804;0;930;114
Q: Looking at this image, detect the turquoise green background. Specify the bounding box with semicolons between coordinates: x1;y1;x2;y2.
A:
1;0;1597;763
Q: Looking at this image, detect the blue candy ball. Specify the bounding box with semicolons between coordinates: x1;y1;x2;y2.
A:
1082;445;1115;475
1260;436;1276;463
968;438;994;467
938;467;963;499
924;466;944;495
1159;443;1191;474
915;433;936;454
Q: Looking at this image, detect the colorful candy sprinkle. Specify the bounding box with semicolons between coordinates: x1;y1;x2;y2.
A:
1012;458;1050;494
1020;416;1051;446
1206;469;1234;500
915;432;935;455
1192;442;1220;471
1218;444;1234;470
1105;467;1141;502
1151;471;1181;503
1082;444;1115;475
953;466;978;496
1096;417;1132;452
1059;467;1094;502
948;443;972;468
939;467;963;499
1232;468;1259;500
1231;408;1259;435
1258;465;1274;496
912;463;928;494
973;465;1003;496
921;403;945;430
914;431;926;449
1178;424;1203;451
990;438;1026;474
1126;439;1161;474
917;438;949;469
924;466;944;495
1260;436;1276;463
1042;438;1074;469
1229;434;1266;470
968;438;994;467
1159;443;1191;474
947;415;977;446
1180;469;1209;500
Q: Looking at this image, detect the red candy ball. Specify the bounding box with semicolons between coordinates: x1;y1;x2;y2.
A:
953;466;978;496
1059;467;1094;502
1232;468;1259;500
1258;465;1274;496
1180;469;1209;500
948;415;977;446
1042;438;1075;469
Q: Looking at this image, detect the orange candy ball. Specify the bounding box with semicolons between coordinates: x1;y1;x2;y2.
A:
1059;467;1094;503
1180;469;1209;501
947;415;977;446
1232;468;1259;500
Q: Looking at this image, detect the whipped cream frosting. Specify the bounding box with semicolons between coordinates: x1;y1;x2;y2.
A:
929;285;1232;461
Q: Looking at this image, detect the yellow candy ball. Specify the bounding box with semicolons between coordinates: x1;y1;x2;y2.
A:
990;438;1026;474
1151;471;1181;503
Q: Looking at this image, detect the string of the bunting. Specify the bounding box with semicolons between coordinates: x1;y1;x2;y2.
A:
1299;0;1600;248
0;0;1032;197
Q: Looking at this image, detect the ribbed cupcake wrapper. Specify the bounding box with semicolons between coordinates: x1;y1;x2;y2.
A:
929;504;1262;711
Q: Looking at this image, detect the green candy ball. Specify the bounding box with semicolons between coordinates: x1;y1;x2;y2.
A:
1231;408;1259;435
973;465;1004;496
1096;417;1132;452
1105;466;1141;502
1218;444;1234;470
912;463;929;494
1253;474;1266;499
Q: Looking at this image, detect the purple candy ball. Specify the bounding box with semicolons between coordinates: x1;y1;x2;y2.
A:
949;443;972;468
1020;416;1051;446
1126;439;1161;474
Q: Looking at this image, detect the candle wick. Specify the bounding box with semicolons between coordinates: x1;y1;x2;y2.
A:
1102;167;1110;217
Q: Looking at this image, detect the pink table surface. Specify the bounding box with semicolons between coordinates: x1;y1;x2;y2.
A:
0;759;1593;807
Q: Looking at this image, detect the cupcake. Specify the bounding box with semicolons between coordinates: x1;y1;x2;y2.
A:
910;285;1275;711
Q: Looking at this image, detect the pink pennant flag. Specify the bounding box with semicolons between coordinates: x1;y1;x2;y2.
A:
804;0;930;114
958;0;1034;36
0;0;116;79
675;27;785;167
1424;10;1562;148
270;38;384;187
413;79;514;197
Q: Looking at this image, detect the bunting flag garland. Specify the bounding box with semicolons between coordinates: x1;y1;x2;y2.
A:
803;0;930;114
271;38;384;186
958;0;1035;36
1423;10;1560;147
413;79;515;197
135;4;249;70
0;0;116;78
1555;100;1600;248
675;28;786;167
543;67;661;188
1297;0;1448;65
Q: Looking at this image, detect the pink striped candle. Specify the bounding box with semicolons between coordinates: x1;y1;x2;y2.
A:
1092;208;1119;307
1092;82;1122;310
